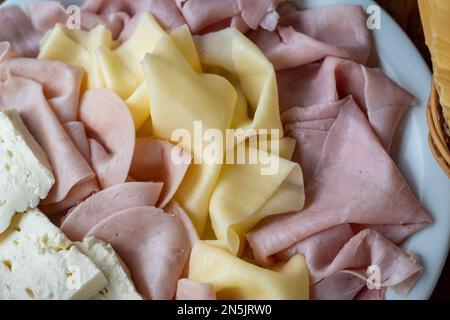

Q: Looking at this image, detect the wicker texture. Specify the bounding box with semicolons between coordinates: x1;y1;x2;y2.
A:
427;80;450;178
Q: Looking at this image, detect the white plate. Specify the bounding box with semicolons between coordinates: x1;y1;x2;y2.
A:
2;0;450;300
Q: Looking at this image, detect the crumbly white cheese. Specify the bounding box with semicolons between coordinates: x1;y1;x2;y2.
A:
0;110;55;233
0;209;107;300
75;237;142;300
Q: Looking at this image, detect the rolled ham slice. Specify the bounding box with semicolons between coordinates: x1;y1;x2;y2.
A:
247;99;431;265
130;138;191;208
176;279;217;300
61;182;163;241
87;206;191;300
79;88;136;189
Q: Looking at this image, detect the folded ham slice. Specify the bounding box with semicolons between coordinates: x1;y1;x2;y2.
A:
247;100;431;266
180;0;285;34
277;57;417;151
0;57;84;123
0;6;42;57
130;138;192;208
248;4;371;70
277;225;422;300
176;279;217;300
61;182;163;241
0;42;18;62
82;0;186;33
0;75;97;212
63;122;91;164
87;206;191;300
79;88;136;189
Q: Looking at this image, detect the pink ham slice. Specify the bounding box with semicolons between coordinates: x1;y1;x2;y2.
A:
0;57;84;123
165;201;199;277
176;279;217;300
247;100;431;266
165;201;199;248
61;182;163;241
87;206;191;300
289;129;328;185
180;0;285;34
285;118;335;133
277;57;417;151
82;0;186;33
248;4;371;70
0;75;97;210
63;122;92;164
41;121;97;216
0;42;18;62
79;89;136;189
130;138;191;208
0;6;42;57
276;225;422;299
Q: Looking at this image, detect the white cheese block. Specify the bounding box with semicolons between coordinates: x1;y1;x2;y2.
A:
0;110;55;233
75;237;142;300
0;209;107;300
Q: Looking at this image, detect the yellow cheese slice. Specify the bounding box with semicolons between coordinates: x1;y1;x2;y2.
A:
209;147;304;255
170;25;203;74
39;24;113;89
125;83;152;131
194;28;284;136
189;242;309;300
142;33;237;234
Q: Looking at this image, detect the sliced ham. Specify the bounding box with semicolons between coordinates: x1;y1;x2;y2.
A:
311;230;422;300
248;4;371;70
130;138;191;208
79;89;136;189
61;182;163;241
40;179;99;218
82;0;186;33
165;201;199;248
165;201;199;277
247;100;431;265
180;0;285;34
87;206;191;300
0;75;96;210
0;6;42;57
276;225;422;299
63;122;92;164
0;58;84;123
277;57;417;151
0;42;18;62
176;279;217;300
289;128;328;184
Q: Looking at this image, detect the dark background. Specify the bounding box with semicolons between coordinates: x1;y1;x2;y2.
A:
0;0;447;300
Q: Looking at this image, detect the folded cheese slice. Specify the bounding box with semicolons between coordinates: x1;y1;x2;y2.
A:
0;110;55;233
0;209;107;300
38;14;208;131
194;28;284;135
188;242;309;300
142;29;236;234
209;147;304;255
